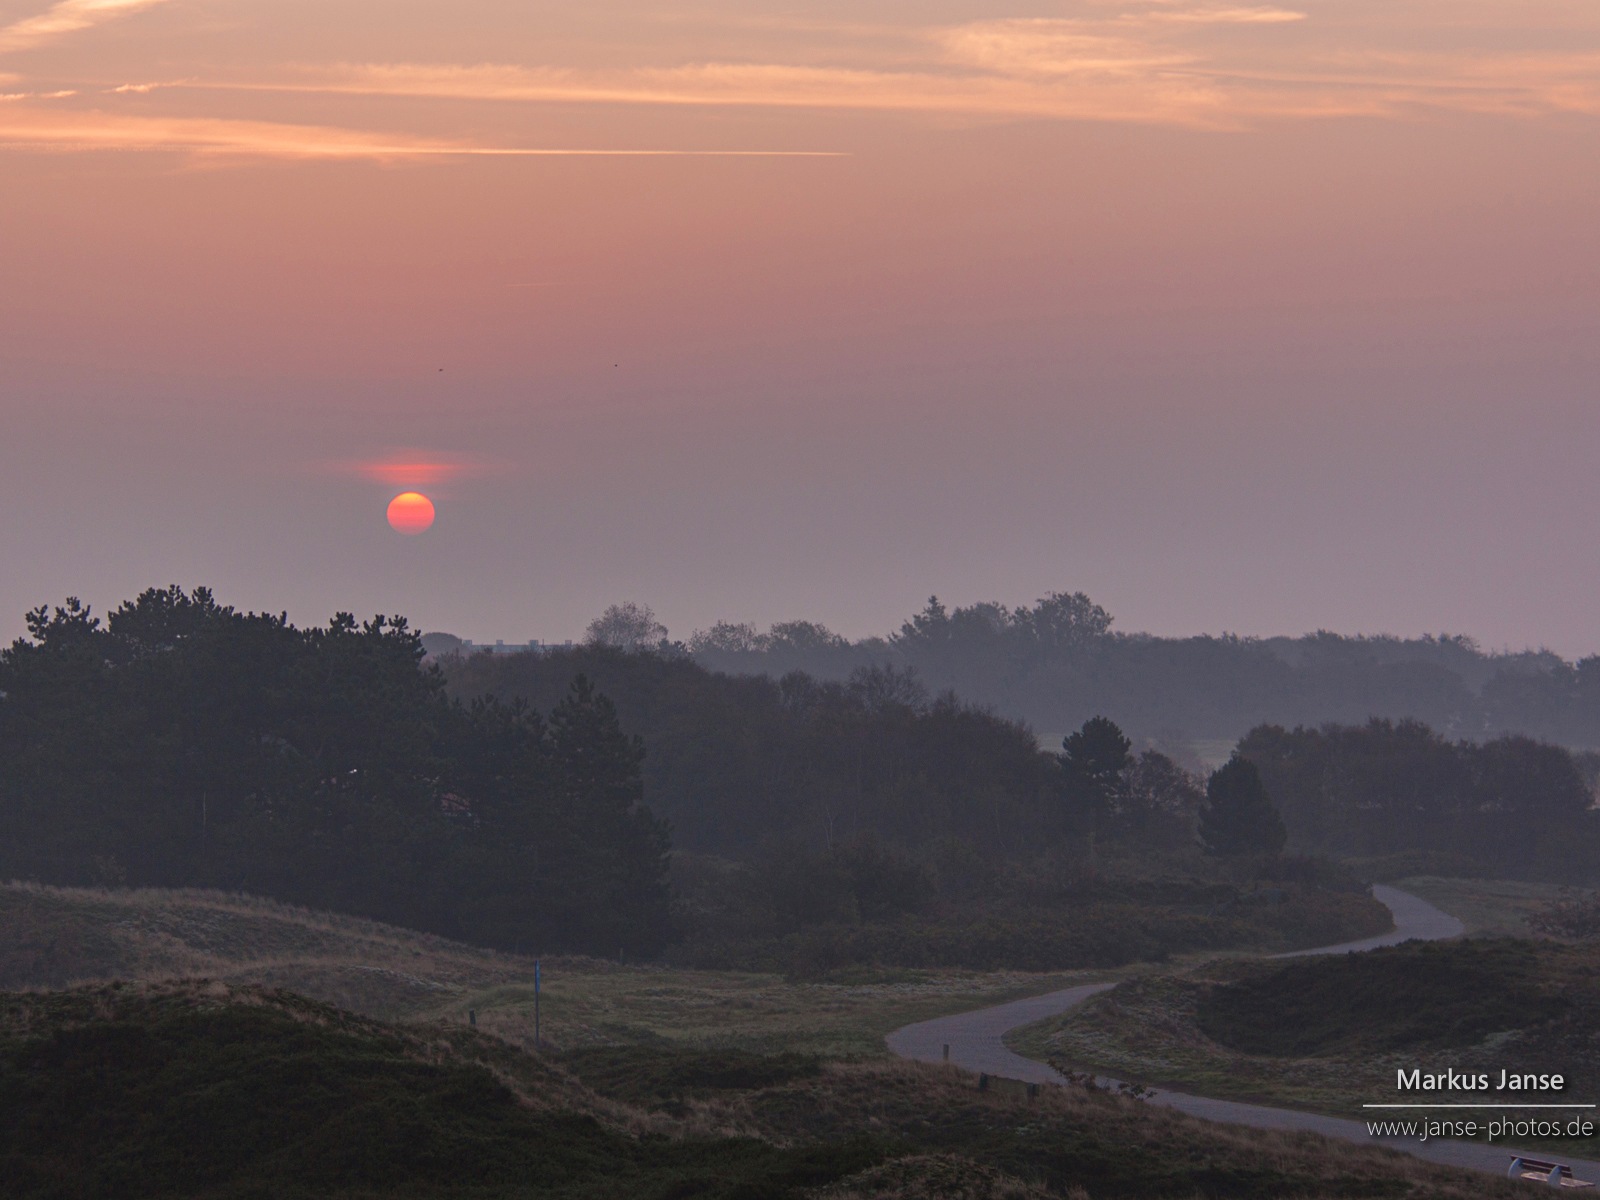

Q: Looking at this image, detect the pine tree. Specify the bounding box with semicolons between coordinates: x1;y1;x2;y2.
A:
1198;755;1287;857
1060;716;1132;858
547;675;672;955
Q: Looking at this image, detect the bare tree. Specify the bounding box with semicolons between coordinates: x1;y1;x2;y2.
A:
585;602;668;651
687;620;768;655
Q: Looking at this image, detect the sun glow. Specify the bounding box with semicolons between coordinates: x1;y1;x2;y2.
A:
386;492;435;535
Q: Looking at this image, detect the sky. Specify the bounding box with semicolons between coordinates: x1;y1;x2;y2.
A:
1;0;1598;653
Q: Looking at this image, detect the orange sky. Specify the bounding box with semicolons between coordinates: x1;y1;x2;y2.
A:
2;1;1598;651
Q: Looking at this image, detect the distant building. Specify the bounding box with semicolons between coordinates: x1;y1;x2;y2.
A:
420;632;574;659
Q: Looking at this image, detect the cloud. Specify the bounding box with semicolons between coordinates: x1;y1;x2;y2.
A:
210;60;1248;128
6;1;1595;136
1136;6;1307;24
0;0;172;55
0;106;845;159
334;452;504;488
223;8;1600;131
0;87;77;100
937;20;1195;77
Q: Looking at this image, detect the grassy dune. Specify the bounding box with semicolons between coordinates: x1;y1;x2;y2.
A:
1395;875;1585;937
0;979;1534;1200
0;881;1096;1057
1010;936;1600;1156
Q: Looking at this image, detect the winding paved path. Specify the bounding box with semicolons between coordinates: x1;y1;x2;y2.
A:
887;885;1600;1182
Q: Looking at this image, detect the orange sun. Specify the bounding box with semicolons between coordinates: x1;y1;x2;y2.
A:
387;491;436;534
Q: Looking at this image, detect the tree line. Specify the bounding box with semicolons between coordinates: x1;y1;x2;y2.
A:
1239;719;1596;877
449;642;1600;885
445;644;1210;861
6;585;1596;968
0;588;670;955
512;592;1600;748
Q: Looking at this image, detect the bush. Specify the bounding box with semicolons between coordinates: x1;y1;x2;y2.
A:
1197;939;1568;1057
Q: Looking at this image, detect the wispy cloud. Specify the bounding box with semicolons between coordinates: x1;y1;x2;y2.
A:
0;87;76;99
1136;6;1306;24
0;0;172;55
0;107;844;159
937;20;1195;78
333;452;501;487
203;4;1600;131
199;60;1250;128
5;1;1599;138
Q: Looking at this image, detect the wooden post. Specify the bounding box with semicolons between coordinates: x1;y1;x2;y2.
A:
942;1043;950;1062
534;959;541;1048
469;1009;476;1027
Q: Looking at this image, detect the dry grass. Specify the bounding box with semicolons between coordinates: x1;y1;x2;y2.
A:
816;1154;1062;1199
1396;875;1584;937
694;1058;1530;1199
0;881;1093;1056
1008;936;1600;1160
1006;963;1403;1112
0;974;1538;1199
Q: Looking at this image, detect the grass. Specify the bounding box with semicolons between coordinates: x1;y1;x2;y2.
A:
0;877;1392;1058
0;881;1100;1057
0;879;1563;1196
0;981;879;1199
1008;937;1600;1156
1395;875;1586;937
0;979;1538;1200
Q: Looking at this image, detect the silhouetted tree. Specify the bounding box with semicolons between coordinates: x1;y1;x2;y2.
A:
1115;750;1204;848
0;587;676;956
687;621;768;655
584;602;668;651
443;643;1059;860
1060;716;1133;857
547;675;672;955
1199;755;1287;857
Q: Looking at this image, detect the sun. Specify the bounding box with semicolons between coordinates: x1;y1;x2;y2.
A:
387;492;436;534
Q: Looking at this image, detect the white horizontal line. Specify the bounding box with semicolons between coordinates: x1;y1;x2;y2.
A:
1364;1104;1596;1109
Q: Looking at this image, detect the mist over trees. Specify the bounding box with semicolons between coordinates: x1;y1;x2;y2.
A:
445;646;1064;858
440;643;1393;969
9;584;1600;974
661;592;1600;748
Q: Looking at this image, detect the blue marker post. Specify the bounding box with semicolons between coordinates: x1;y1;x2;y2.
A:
534;959;541;1049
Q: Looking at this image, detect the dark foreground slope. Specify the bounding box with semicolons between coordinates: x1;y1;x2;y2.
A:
0;982;866;1200
0;981;1531;1200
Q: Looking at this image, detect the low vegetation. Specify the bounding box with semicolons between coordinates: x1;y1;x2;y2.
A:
1012;935;1600;1153
0;881;1103;1057
0;980;1534;1200
1196;939;1568;1057
1389;876;1579;937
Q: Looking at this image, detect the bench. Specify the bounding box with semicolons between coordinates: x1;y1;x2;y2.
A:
1508;1157;1595;1188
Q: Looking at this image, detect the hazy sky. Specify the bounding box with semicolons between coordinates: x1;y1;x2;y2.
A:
2;1;1598;652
